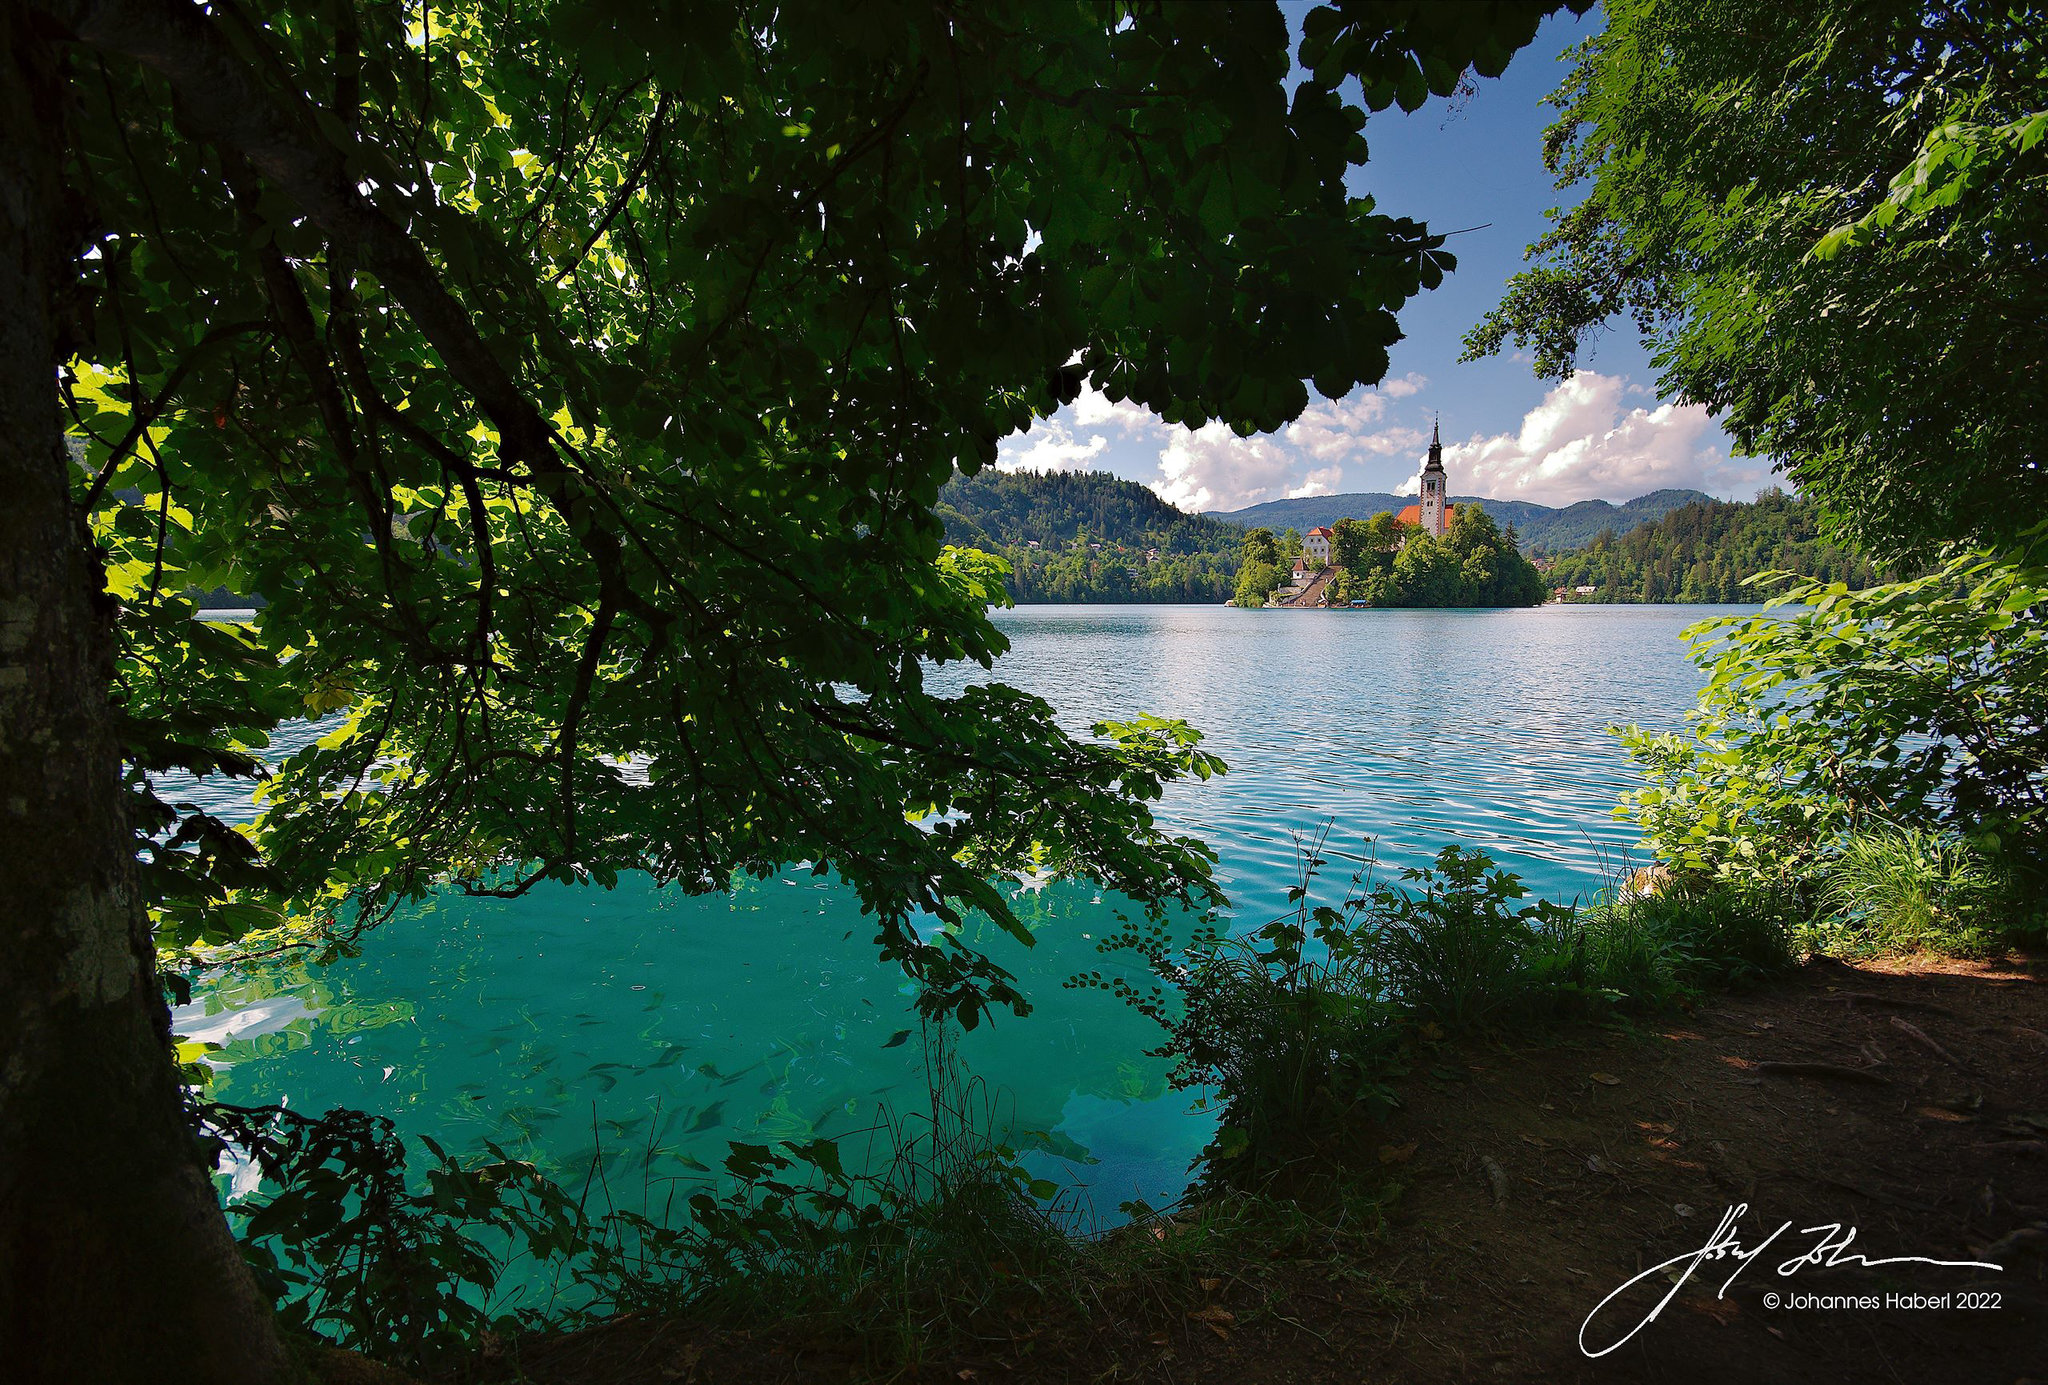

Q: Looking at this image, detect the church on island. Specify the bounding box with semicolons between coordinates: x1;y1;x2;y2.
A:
1302;420;1455;566
1396;421;1455;538
1251;418;1545;610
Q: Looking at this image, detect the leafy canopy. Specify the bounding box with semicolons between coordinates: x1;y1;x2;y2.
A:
1464;0;2048;558
51;0;1580;1019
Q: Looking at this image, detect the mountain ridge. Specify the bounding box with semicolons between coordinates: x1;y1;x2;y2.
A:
1205;488;1720;553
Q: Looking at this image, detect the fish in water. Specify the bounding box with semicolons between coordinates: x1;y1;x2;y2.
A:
685;1101;726;1134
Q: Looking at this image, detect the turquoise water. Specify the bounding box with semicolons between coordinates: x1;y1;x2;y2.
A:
180;604;1743;1220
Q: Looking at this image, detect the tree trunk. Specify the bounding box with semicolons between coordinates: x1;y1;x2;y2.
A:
0;14;293;1384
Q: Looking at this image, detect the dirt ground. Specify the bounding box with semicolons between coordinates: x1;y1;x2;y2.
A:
449;954;2048;1385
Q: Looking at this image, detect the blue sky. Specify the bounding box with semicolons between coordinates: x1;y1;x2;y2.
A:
998;6;1773;514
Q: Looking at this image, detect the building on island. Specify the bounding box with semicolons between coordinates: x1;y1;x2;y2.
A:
1393;421;1454;539
1303;526;1333;565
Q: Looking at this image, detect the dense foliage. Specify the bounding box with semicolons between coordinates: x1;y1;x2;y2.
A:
1542;490;1887;602
52;0;1563;1016
939;469;1242;552
1465;0;2048;559
937;470;1241;603
1615;540;2048;923
1000;544;1238;604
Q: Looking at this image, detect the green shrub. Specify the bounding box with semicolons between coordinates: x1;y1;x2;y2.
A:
1145;836;1623;1181
1363;843;1581;1030
1153;831;1404;1176
1614;541;2048;896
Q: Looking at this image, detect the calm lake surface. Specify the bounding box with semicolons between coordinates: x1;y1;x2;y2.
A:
182;604;1750;1223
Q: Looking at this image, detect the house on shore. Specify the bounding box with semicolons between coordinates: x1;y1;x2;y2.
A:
1303;526;1334;565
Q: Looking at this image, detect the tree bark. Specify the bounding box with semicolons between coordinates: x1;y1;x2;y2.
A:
0;12;293;1383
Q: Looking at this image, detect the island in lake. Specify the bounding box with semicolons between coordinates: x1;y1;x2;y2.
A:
1230;421;1547;609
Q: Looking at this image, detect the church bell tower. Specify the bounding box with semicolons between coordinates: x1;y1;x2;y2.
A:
1419;419;1448;538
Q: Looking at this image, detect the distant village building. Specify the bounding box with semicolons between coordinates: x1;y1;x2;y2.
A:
1303;526;1333;565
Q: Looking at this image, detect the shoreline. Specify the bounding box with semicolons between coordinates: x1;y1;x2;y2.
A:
430;952;2047;1385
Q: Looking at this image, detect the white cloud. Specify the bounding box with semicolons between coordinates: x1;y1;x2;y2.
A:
997;420;1110;474
996;387;1166;475
1069;386;1160;434
1395;473;1420;497
1284;391;1428;464
1151;423;1295;513
997;368;1755;514
1286;467;1343;499
1446;372;1768;506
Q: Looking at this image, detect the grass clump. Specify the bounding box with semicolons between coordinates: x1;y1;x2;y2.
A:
1803;826;2012;958
1573;877;1798;1006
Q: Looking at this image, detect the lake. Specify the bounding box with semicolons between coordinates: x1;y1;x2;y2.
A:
181;604;1745;1229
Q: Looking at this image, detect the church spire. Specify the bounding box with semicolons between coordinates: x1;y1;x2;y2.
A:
1418;414;1449;538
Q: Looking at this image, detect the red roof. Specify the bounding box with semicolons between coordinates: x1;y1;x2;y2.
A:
1394;503;1456;528
1306;526;1334;538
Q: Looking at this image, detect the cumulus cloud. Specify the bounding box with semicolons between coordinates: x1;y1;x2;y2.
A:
1151;423;1295;513
1069;386;1160;433
996;367;1756;514
995;386;1166;476
997;421;1110;474
1286;467;1344;499
1447;372;1768;506
1284;390;1429;465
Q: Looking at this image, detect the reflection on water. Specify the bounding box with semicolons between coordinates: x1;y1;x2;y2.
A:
181;603;1743;1218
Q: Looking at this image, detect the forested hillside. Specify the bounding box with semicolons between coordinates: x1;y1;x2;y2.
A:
939;470;1242;602
1543;490;1887;601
